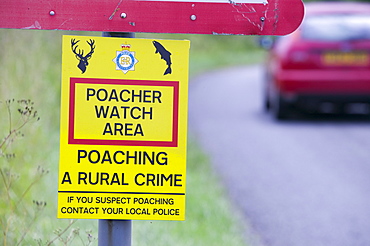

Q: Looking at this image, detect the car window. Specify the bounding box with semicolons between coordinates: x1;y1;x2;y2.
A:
301;14;370;41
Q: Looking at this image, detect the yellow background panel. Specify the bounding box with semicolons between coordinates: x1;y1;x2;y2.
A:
58;35;189;221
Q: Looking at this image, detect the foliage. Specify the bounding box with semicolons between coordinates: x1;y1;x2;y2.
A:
0;99;44;245
0;99;97;245
133;137;247;245
0;30;98;245
35;220;95;246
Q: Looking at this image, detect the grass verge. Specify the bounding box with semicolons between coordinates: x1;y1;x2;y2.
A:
133;136;246;245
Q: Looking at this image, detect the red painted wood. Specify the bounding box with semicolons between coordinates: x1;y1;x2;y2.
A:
0;0;304;35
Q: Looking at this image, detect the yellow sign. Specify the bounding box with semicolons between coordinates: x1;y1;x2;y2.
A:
58;35;189;220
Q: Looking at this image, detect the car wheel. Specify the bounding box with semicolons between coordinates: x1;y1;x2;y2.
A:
272;95;290;120
263;91;271;111
263;71;272;111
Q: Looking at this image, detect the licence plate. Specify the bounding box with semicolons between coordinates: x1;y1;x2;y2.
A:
322;52;369;66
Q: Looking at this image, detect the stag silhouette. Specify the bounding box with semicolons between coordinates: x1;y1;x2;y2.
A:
71;39;95;73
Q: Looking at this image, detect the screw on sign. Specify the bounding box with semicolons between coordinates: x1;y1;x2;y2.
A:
0;0;304;35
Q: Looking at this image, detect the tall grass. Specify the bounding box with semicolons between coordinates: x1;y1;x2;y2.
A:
0;29;262;245
0;29;95;245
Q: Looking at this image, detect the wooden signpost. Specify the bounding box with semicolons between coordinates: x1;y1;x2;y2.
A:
0;0;304;35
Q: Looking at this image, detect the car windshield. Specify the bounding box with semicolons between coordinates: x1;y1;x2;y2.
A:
302;14;370;41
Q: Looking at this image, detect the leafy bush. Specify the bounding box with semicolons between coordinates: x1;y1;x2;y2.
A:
0;99;45;245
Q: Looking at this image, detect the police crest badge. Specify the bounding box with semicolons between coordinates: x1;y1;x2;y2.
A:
113;43;139;74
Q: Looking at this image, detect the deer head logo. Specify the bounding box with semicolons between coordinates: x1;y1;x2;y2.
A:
71;38;95;74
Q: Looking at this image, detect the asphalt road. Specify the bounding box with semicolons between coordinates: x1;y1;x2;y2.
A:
188;65;370;246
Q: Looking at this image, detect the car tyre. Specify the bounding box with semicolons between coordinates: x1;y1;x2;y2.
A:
264;92;271;111
272;95;290;120
263;71;272;112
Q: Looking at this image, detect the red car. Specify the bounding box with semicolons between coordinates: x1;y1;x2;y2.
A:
264;2;370;119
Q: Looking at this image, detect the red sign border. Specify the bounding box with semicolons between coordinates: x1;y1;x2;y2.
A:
68;77;179;147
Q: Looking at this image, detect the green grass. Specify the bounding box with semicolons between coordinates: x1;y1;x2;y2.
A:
0;29;263;245
133;137;247;245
